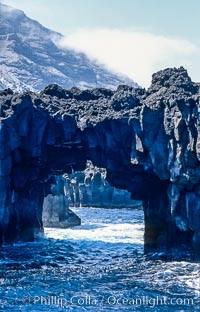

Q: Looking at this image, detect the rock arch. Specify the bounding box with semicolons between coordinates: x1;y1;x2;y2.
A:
0;67;200;256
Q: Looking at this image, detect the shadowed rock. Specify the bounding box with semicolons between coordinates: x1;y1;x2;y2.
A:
42;176;81;228
0;67;200;257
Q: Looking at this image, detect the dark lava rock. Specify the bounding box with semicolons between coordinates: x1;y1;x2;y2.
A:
148;66;197;95
0;67;200;257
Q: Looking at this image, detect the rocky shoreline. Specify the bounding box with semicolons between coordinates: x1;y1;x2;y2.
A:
0;67;200;256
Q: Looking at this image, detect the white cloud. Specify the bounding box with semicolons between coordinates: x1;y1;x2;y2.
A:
58;29;199;87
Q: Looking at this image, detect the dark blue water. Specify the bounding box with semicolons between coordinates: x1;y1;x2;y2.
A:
0;208;199;311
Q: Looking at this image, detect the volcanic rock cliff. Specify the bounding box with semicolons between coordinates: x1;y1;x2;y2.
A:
0;67;200;256
63;161;140;208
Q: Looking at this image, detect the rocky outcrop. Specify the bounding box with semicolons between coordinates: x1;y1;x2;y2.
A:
0;67;200;257
64;161;141;208
42;176;81;228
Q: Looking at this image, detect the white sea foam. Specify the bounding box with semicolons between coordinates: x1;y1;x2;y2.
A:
45;222;144;245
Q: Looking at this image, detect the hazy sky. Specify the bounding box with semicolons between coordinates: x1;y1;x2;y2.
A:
2;0;200;87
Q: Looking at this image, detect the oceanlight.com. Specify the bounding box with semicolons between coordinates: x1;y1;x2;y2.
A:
22;295;195;308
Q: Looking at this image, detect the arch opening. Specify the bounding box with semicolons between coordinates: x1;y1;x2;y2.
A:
42;163;145;253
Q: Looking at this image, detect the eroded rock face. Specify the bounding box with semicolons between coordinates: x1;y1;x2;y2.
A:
42;176;81;228
63;161;141;208
0;67;200;256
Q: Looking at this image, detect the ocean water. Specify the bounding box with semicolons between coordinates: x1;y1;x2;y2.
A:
0;207;199;311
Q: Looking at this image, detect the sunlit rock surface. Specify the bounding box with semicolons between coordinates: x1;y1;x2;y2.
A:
0;3;137;92
42;176;81;228
64;161;141;208
0;67;200;256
